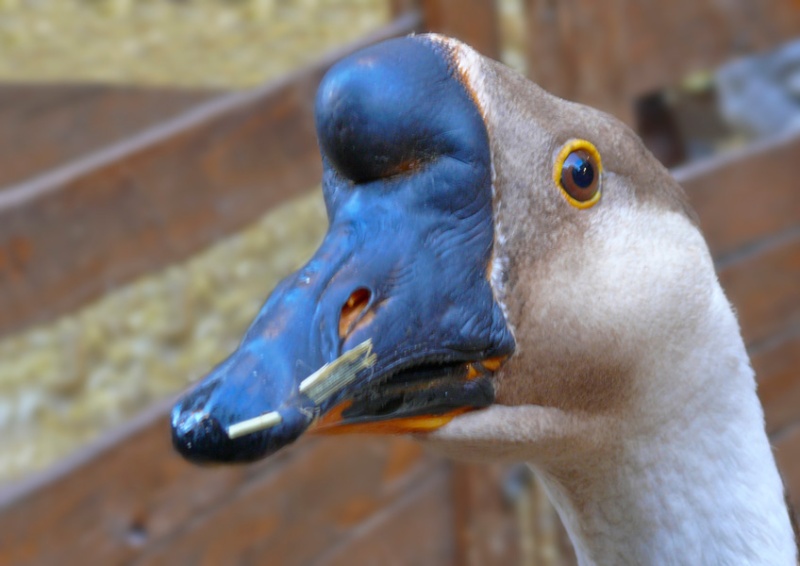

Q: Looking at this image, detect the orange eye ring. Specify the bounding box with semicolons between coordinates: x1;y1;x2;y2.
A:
554;140;602;209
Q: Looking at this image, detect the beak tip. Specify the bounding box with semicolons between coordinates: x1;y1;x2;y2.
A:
170;404;231;464
170;401;313;464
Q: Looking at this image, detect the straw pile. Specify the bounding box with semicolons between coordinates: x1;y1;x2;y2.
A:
0;0;389;88
0;191;327;483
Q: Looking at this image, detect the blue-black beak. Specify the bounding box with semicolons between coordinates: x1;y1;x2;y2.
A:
171;36;515;464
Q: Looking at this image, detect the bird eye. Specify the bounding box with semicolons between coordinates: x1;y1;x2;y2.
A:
554;140;602;209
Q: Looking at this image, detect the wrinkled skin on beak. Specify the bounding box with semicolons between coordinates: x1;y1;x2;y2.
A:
171;36;515;463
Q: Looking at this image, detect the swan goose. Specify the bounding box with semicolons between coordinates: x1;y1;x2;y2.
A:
171;35;798;564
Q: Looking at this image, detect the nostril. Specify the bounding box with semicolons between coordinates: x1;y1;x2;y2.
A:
339;288;371;339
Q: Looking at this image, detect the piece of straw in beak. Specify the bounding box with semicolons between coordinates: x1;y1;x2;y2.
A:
299;339;376;405
227;410;282;439
225;339;376;439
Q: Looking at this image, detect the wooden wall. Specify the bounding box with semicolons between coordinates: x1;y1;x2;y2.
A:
0;2;798;565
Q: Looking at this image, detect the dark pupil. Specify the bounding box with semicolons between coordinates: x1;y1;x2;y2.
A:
570;154;594;189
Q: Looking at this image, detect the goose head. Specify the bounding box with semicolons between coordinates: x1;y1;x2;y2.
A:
171;32;702;462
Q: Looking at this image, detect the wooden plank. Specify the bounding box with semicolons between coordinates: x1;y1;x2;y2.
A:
755;330;800;436
0;84;219;188
134;438;443;566
524;0;800;122
623;0;800;99
0;394;444;565
0;401;276;565
0;13;422;338
279;465;454;566
389;0;420;17
676;130;800;259
773;423;800;525
452;463;519;566
421;0;501;60
452;463;576;566
525;0;631;124
717;234;800;348
674;134;800;355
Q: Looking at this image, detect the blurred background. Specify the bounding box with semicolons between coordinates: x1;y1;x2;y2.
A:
0;1;798;564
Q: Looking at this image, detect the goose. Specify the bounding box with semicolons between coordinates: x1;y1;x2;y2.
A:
171;35;799;564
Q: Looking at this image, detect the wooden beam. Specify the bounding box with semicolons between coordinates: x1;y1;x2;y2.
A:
0;394;449;565
451;461;578;565
622;0;800;99
674;132;800;444
0;13;422;338
675;130;800;260
420;0;501;60
0;84;219;188
137;458;453;566
451;463;519;565
525;0;800;124
389;0;420;18
773;423;800;525
525;0;632;124
717;233;800;348
755;331;800;436
312;467;454;566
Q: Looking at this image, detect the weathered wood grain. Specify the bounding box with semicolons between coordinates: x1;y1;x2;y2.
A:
452;463;519;566
133;438;445;566
718;234;800;348
420;0;501;60
525;0;631;124
773;423;800;524
0;84;219;188
0;396;447;565
389;0;419;18
623;0;800;99
296;464;454;566
0;13;422;339
676;131;800;260
0;401;272;565
452;463;577;566
755;331;800;436
525;0;800;122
